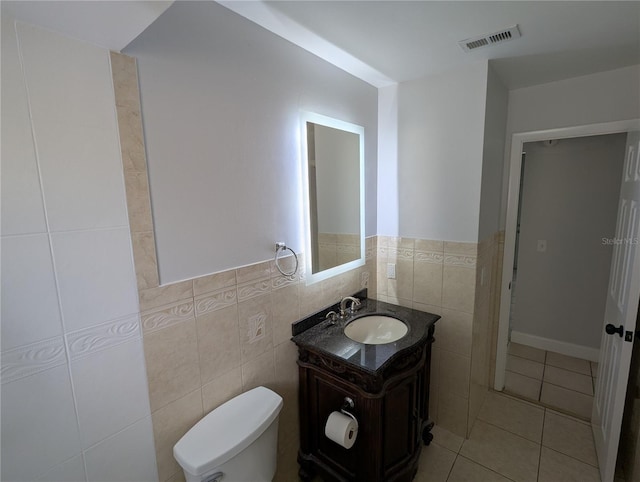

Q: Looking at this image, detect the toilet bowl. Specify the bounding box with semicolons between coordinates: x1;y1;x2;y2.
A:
174;386;283;482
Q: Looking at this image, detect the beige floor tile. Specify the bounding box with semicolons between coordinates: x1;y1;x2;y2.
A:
544;365;593;395
460;420;540;482
504;370;541;402
507;354;544;380
431;425;464;453
437;391;468;438
545;352;591;375
542;411;598;467
591;361;599;378
414;443;456;482
447;456;512;482
538;446;601;482
477;391;544;442
508;342;546;363
540;383;593;419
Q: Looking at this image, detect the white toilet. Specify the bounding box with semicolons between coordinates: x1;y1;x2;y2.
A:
174;386;283;482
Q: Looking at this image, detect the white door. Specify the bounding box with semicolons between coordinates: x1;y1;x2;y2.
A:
593;131;640;482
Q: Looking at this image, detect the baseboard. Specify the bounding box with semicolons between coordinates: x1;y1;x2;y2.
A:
510;331;600;362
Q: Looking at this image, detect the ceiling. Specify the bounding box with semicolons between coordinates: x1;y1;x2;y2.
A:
3;1;639;89
1;1;173;52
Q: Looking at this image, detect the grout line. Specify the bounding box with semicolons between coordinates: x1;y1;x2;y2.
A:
490;390;545;411
473;417;542;445
453;454;519;482
541;378;594;397
14;19;89;480
507;351;547;367
537;408;546;481
444;453;457;481
545;361;593;377
542;445;600;470
538;359;545;401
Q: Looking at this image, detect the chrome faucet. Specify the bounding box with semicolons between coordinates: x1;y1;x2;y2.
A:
339;296;361;319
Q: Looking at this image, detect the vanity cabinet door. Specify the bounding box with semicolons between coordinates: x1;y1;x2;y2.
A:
383;374;419;473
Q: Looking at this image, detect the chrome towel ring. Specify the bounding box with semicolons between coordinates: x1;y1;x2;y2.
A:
274;242;298;278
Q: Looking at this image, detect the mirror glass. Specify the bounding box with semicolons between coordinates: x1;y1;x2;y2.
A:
301;112;365;284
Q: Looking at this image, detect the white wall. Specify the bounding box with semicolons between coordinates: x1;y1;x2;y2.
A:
377;84;399;236
478;64;508;241
513;134;626;349
1;18;157;481
124;1;378;283
396;61;489;242
501;65;640;226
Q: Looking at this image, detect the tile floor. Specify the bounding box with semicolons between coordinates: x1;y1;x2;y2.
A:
504;342;598;420
415;391;608;482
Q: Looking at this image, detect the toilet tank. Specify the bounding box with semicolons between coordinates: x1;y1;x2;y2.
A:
174;386;283;482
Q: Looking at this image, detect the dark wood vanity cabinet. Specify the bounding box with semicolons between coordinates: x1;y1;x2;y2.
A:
296;325;435;482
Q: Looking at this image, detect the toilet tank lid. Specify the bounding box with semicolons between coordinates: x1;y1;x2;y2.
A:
173;386;283;476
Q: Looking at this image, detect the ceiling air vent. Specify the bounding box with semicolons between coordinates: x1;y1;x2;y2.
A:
459;25;521;52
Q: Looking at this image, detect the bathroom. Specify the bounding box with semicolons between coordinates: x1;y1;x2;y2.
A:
2;1;639;482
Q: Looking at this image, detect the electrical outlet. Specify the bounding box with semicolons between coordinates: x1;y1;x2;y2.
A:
387;263;396;279
537;240;547;252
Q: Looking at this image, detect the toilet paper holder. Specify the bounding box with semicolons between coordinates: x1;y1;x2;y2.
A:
341;397;356;418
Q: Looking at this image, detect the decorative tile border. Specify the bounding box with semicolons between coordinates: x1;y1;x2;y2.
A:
141;301;195;333
336;244;358;255
1;336;67;384
271;273;298;291
444;254;477;267
194;287;237;316
67;314;141;360
237;278;271;302
414;251;444;264
387;247;414;260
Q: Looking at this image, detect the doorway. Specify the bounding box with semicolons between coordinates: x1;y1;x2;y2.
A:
494;120;640;482
495;120;640;389
503;133;626;418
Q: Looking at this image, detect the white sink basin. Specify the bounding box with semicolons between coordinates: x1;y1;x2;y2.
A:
344;315;408;345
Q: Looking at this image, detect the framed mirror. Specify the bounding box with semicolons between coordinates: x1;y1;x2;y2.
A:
301;112;365;284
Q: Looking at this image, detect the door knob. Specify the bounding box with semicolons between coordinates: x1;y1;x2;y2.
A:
605;324;624;337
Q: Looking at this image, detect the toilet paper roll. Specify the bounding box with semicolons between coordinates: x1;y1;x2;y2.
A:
325;411;358;449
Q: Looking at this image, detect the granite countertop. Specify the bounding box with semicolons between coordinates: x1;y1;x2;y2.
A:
291;296;440;374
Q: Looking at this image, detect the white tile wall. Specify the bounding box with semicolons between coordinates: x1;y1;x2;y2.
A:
84;417;158;482
14;21;119;130
1;234;63;350
1;18;157;482
16;21;128;232
72;339;151;448
0;17;47;236
51;227;139;331
33;124;129;232
36;455;87;482
1;365;82;481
